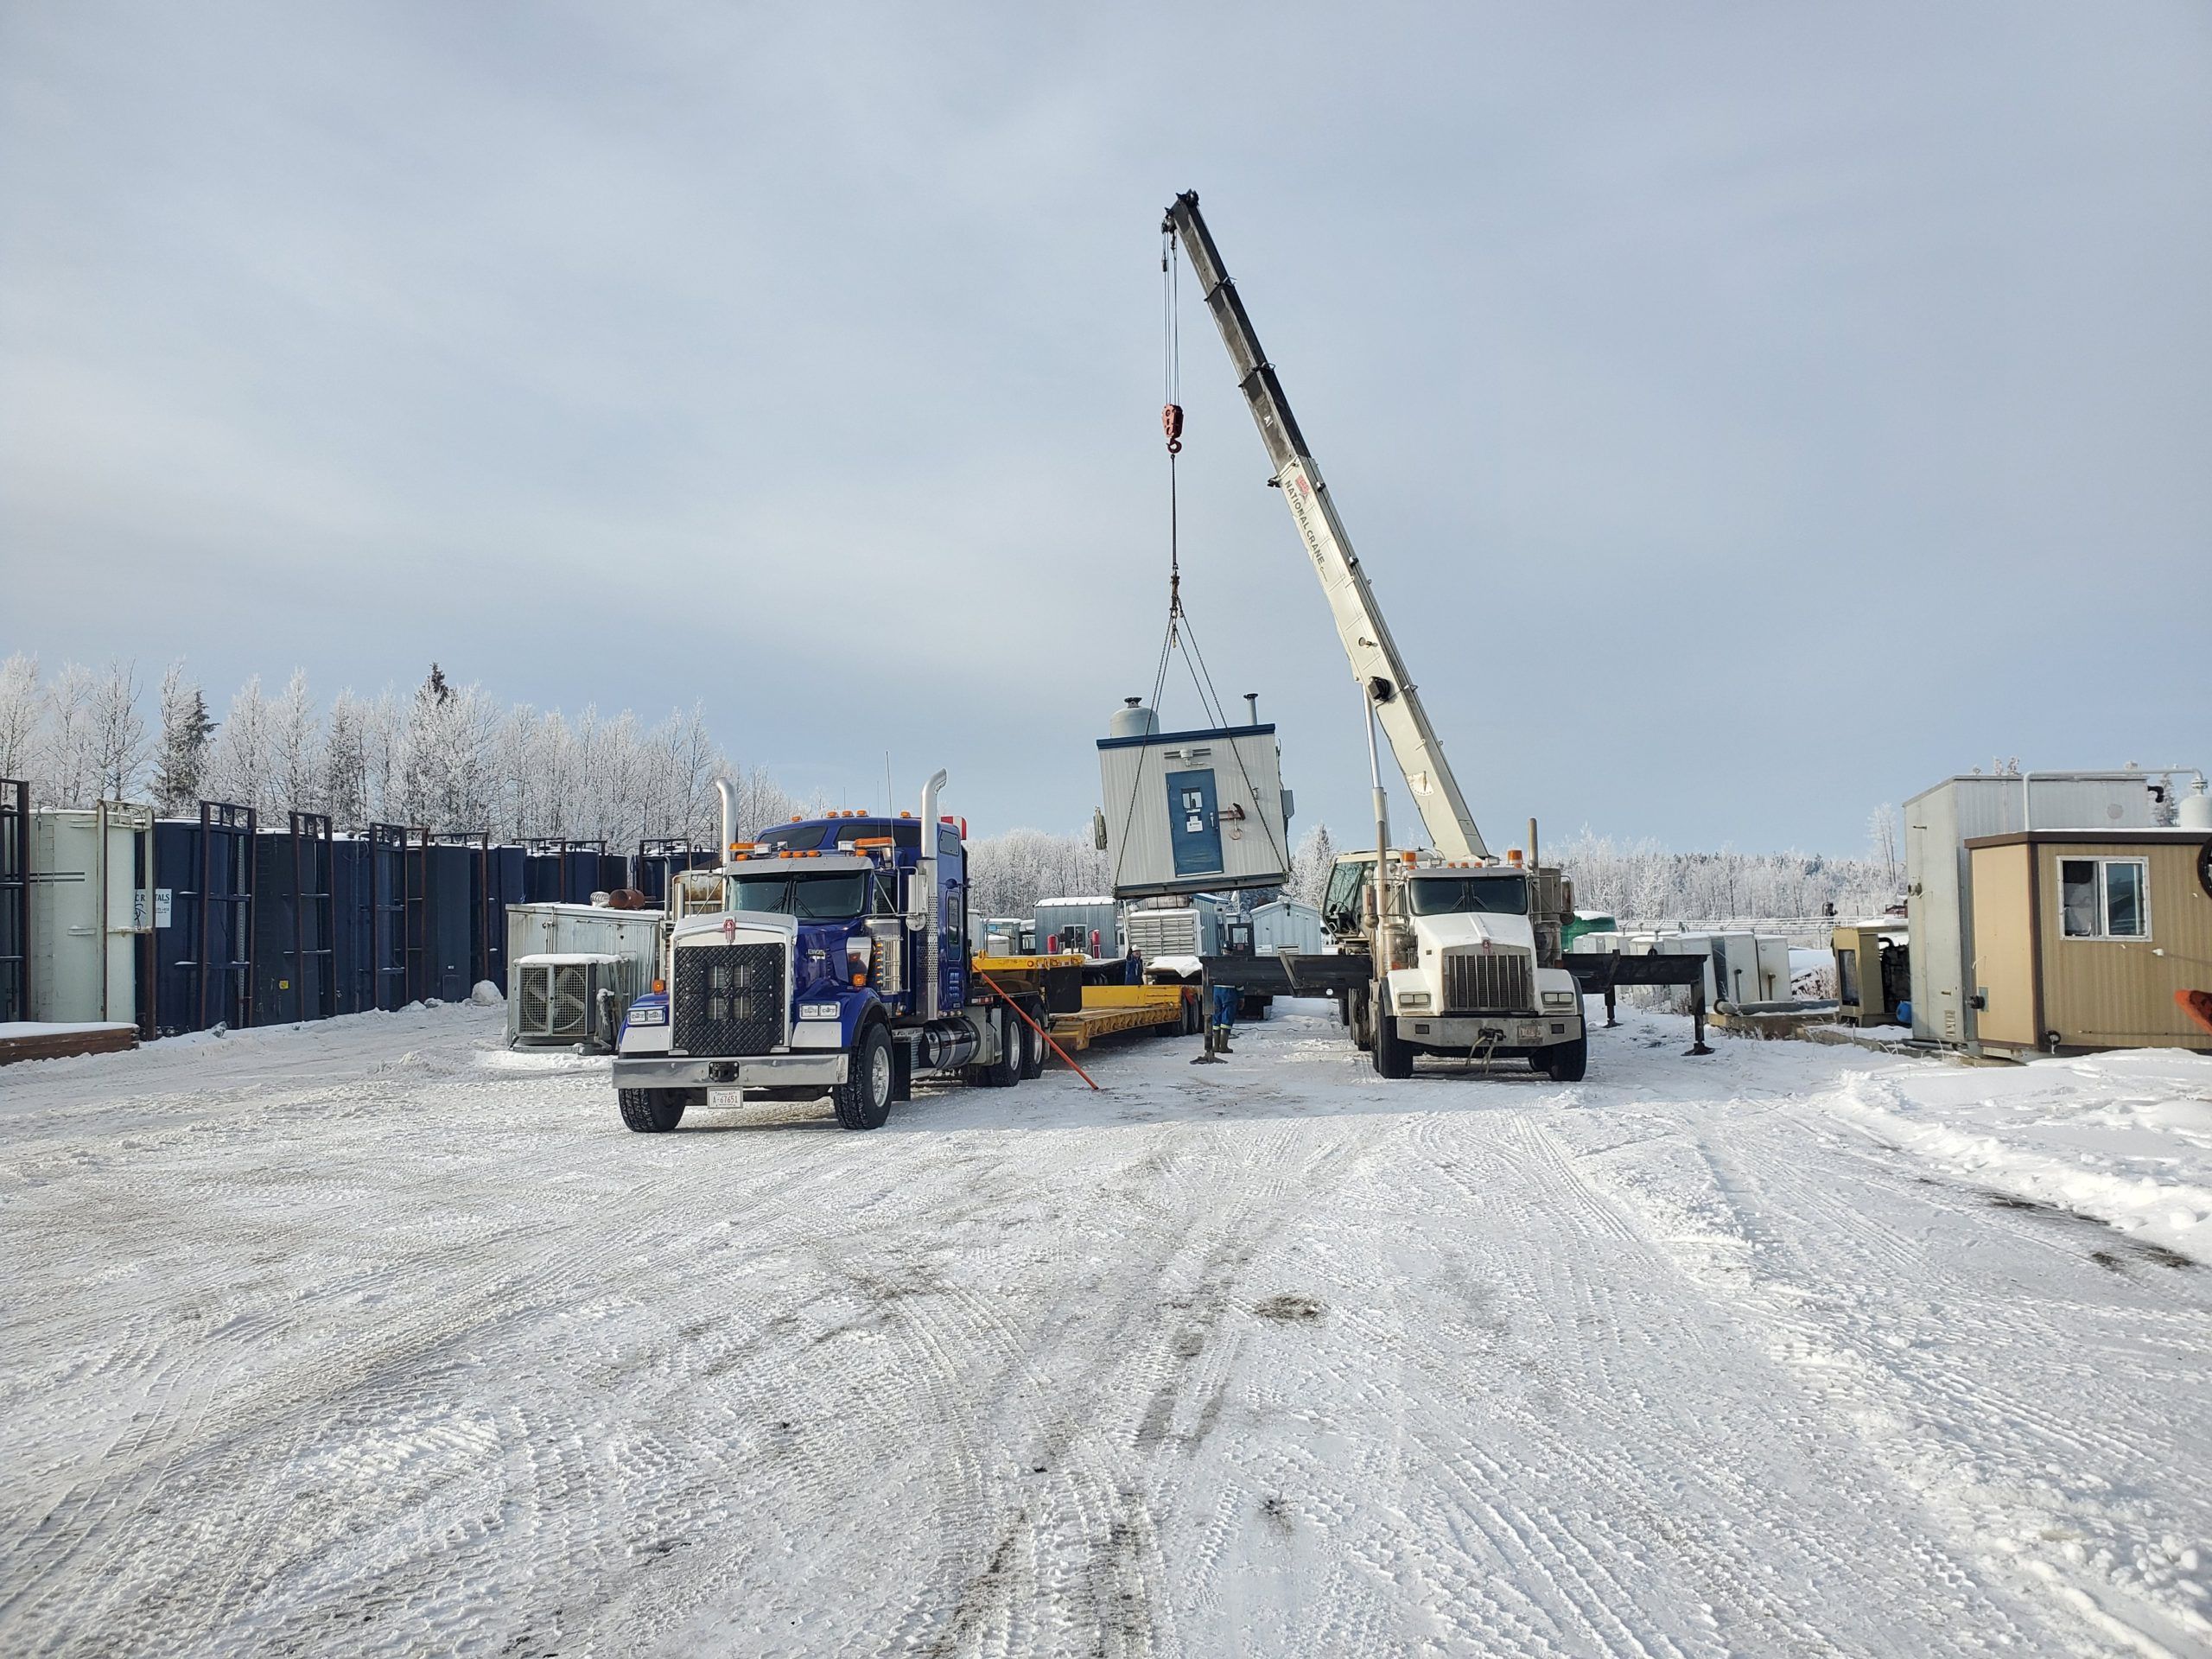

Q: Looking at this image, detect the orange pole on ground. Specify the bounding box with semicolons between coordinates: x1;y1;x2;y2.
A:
976;968;1100;1091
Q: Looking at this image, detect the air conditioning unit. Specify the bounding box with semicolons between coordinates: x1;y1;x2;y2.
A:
508;951;626;1049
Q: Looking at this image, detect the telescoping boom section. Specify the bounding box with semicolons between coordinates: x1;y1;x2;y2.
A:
1162;190;1486;862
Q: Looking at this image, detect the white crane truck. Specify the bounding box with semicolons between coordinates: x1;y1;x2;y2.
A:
1162;190;1589;1080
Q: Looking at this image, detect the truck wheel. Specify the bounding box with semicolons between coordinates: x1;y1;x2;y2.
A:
1349;988;1375;1052
1373;1005;1414;1078
618;1088;687;1134
981;1007;1020;1088
1017;1005;1046;1079
833;1024;895;1130
1542;1035;1589;1083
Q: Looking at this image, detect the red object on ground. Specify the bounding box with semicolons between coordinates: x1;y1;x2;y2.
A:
2177;988;2212;1039
976;968;1100;1091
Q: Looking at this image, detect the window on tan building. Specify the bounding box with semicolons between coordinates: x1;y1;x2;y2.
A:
2058;857;2149;940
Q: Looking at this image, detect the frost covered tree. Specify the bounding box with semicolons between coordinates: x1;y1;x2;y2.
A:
202;677;273;811
1287;823;1337;907
967;828;1113;918
39;662;101;807
1867;802;1900;889
152;661;215;816
321;690;369;828
386;670;499;830
0;652;42;785
89;661;149;801
716;762;802;844
359;690;402;824
1549;831;1899;924
268;670;321;815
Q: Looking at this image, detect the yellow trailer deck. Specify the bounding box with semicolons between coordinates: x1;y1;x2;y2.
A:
1045;984;1191;1051
971;957;1194;1054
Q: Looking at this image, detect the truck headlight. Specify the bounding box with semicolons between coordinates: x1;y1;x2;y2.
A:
626;1005;668;1027
799;1002;842;1020
1542;990;1577;1007
1396;991;1430;1010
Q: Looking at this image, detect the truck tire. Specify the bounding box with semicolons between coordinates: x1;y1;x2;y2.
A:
1017;1004;1046;1079
1541;1035;1589;1083
833;1024;895;1130
1373;1004;1414;1078
980;1007;1020;1088
1349;988;1375;1052
618;1088;687;1134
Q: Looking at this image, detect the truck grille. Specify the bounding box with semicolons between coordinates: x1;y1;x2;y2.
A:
1443;950;1534;1014
673;943;785;1056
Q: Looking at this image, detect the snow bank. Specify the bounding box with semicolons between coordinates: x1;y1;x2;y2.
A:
1826;1049;2212;1257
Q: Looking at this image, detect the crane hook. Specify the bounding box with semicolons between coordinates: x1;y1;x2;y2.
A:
1162;403;1184;454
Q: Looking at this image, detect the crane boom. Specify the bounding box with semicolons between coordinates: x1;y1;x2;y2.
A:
1162;191;1488;861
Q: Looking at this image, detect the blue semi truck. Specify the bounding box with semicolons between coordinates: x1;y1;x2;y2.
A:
610;771;1044;1131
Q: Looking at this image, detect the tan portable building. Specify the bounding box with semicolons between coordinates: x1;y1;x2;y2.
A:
1965;830;2212;1055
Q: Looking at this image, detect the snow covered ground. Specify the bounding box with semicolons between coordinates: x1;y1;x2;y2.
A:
3;1001;2208;1657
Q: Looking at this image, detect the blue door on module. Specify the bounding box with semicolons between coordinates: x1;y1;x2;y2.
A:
1166;769;1224;877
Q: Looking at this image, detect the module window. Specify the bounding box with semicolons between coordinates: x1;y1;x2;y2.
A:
2058;857;2150;941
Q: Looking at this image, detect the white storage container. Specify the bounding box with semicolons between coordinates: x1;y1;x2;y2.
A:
29;804;153;1027
1249;899;1325;955
1097;707;1292;899
1034;897;1120;958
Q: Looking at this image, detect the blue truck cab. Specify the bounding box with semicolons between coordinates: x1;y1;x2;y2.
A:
611;770;1033;1132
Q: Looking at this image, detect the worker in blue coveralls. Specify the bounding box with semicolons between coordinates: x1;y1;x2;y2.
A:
1210;982;1239;1052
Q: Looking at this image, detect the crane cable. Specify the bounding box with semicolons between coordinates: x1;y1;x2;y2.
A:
1107;226;1290;894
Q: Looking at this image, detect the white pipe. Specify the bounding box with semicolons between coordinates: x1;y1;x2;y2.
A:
915;769;948;1020
714;778;736;867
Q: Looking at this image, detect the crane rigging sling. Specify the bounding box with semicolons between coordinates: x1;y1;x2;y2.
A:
1107;225;1290;896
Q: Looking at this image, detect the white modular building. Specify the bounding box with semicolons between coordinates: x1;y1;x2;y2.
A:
1904;772;2157;1048
1097;701;1294;900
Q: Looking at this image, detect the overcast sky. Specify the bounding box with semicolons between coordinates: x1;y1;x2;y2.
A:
3;2;2207;853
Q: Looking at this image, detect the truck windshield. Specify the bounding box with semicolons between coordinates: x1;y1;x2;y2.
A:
1408;874;1529;918
728;871;869;920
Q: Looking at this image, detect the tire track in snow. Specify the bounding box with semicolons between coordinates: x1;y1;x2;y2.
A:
1562;1101;2212;1657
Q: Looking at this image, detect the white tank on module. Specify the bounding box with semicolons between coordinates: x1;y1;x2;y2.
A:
1094;697;1294;900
